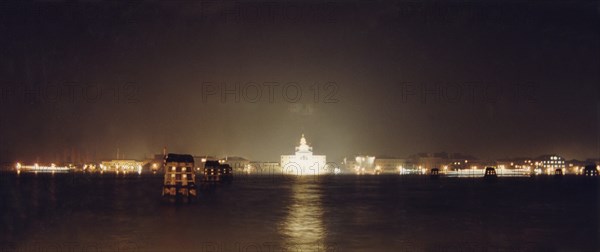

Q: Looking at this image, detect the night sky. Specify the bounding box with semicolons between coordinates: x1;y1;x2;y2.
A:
0;1;598;163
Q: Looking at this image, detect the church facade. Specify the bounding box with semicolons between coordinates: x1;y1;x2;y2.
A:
281;134;327;175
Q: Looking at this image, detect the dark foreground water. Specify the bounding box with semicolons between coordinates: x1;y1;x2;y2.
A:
1;173;598;252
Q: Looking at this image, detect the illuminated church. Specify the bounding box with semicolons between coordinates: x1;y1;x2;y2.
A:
281;134;327;175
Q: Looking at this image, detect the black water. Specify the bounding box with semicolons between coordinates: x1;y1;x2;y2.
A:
1;173;598;251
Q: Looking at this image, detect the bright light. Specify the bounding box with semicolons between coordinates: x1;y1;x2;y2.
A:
16;163;71;172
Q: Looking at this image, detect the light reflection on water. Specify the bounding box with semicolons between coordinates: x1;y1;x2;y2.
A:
280;178;325;251
0;173;597;252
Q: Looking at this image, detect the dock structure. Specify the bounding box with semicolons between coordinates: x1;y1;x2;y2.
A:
162;153;197;203
484;167;498;180
583;165;598;177
554;168;563;176
430;168;440;179
203;160;233;183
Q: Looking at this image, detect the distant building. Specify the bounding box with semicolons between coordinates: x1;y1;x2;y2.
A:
566;159;588;174
534;154;565;175
495;158;533;175
100;159;145;173
247;161;280;174
408;153;442;171
194;155;219;164
342;155;375;174
374;157;406;174
224;156;250;172
147;153;166;172
418;155;444;171
193;155;219;173
408;152;479;173
281;134;327;175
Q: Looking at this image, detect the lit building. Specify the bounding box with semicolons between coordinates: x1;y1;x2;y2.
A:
418;156;444;171
193;155;219;172
534;154;565;175
149;153;166;172
100;160;145;174
342;155;375;174
247;161;280;174
566;159;588;175
374;157;406;174
15;162;74;173
281;134;327;175
223;156;250;173
495;158;534;174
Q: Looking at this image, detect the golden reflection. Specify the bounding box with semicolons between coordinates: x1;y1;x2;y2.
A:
280;179;325;251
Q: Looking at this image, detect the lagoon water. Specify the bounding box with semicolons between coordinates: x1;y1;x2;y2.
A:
1;173;598;251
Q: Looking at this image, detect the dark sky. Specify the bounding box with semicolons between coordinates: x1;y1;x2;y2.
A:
0;1;598;163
